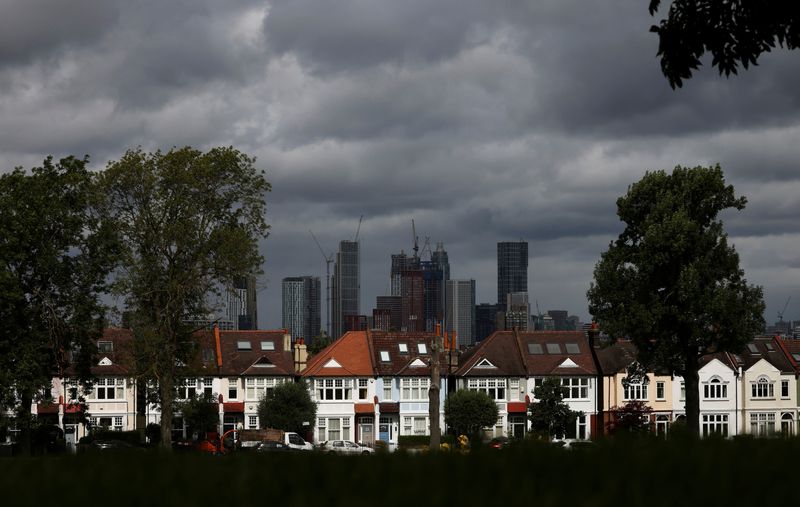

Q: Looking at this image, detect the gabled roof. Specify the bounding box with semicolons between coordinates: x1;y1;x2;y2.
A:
83;328;134;376
517;331;597;376
215;330;295;377
454;331;527;377
369;330;449;377
302;331;374;377
595;340;638;375
730;336;795;374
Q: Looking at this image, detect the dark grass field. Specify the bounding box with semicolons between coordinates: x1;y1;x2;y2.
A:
2;437;796;507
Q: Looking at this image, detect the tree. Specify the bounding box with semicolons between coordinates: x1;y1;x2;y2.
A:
0;156;117;454
307;334;333;356
257;381;316;435
96;146;270;450
176;393;219;438
649;1;800;88
529;377;581;440
444;389;498;439
608;400;653;435
587;165;764;436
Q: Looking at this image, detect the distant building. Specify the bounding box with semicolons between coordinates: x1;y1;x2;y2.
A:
497;241;528;309
227;275;258;330
372;308;391;331
282;276;321;344
475;303;500;342
504;292;531;331
547;310;569;331
332;240;360;339
345;315;368;332
400;269;424;332
446;279;476;348
376;295;402;331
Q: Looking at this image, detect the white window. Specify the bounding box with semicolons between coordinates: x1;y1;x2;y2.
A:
702;414;728;437
228;378;239;400
248;416;258;429
382;378;392;400
92;378;125;400
380;351;390;362
750;413;776;436
703;377;727;399
656;415;669;436
656;381;666;400
260;341;275;351
403;416;427;435
752;377;774;399
623;379;647;400
176;378;197;399
315;378;353;400
576;414;587;440
418;343;427;354
201;377;213;397
245;377;285;400
320;417;351;441
562;378;589;400
113;416;123;431
398;343;408;354
680;382;686;401
467;378;506;400
781;413;794;436
509;379;521;401
401;378;430;400
358;379;369;400
781;380;790;398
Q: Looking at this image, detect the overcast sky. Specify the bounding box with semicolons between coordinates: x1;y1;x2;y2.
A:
2;0;800;329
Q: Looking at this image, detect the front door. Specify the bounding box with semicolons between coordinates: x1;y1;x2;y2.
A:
360;423;374;445
379;416;392;442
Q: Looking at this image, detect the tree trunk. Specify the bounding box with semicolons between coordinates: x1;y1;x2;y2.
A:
683;352;701;437
159;374;174;451
17;391;33;456
429;334;442;451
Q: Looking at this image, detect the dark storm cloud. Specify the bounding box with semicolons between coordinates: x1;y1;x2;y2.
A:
0;0;120;67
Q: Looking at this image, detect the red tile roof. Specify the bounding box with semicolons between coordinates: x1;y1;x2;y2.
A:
302;331;375;377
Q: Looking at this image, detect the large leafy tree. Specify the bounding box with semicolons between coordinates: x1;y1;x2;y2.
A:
649;1;800;88
257;381;316;435
0;156;117;453
96;146;270;450
444;389;498;439
529;378;580;440
176;393;220;437
587;165;764;436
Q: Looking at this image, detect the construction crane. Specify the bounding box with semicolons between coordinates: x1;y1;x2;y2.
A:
310;230;334;339
411;219;419;259
354;214;364;242
778;296;792;323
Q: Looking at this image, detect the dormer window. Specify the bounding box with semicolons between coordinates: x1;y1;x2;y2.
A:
237;341;251;351
260;341;275;351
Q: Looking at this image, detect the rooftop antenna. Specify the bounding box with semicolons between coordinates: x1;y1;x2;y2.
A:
310;230;334;338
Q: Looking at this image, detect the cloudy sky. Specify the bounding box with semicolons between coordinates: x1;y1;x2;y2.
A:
2;0;800;329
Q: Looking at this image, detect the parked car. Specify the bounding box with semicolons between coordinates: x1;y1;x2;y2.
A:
319;440;375;455
489;436;510;449
256;440;296;452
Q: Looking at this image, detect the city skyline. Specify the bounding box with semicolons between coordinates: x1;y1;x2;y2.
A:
1;1;799;330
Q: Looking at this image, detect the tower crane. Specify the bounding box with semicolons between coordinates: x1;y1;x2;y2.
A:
354;215;364;242
310;230;334;339
778;296;792;323
411;219;419;259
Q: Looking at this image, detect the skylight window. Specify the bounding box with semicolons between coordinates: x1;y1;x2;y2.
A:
237;341;252;351
765;342;774;351
97;341;113;353
546;343;562;354
398;343;408;354
793;353;800;362
380;351;390;362
565;343;580;354
260;341;275;351
418;343;427;354
746;343;759;354
528;343;543;354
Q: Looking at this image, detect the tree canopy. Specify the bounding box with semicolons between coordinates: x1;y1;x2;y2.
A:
444;389;498;438
96;146;270;449
587;165;764;435
608;400;653;435
176;393;220;437
529;377;580;439
257;381;316;435
0;156;117;453
649;0;800;88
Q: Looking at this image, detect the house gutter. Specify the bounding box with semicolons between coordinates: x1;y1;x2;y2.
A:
587;323;603;438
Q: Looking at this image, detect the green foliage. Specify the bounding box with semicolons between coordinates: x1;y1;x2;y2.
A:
529;378;581;439
0;156;117;453
257;381;316;434
398;434;456;449
608;400;653;435
96;146;270;449
588;165;763;434
307;334;333;356
444;389;499;438
79;430;142;445
145;423;161;445
649;1;800;88
176;393;219;436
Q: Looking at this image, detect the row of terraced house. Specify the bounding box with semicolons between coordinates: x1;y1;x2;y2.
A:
12;326;800;445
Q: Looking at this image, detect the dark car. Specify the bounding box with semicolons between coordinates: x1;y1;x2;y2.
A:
256;441;295;452
489;436;510;449
88;439;138;451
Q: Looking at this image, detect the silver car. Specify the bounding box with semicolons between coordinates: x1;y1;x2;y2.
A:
320;440;375;455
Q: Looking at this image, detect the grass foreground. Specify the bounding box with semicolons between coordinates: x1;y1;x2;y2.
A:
2;436;796;507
